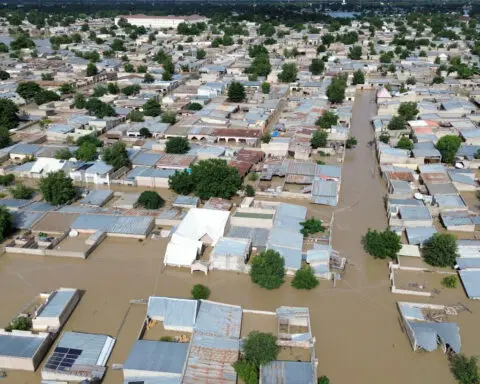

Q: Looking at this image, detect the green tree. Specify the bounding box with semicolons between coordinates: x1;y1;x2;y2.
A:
86;63;98;77
191;284;210;300
193;159;241;200
168;169;195;195
278;63;298;83
316;111;338;129
441;275;458;289
85;98;116;118
41;73;53;81
432;76;444;84
73;93;87;109
388;116;406;131
398;102;419;121
245;184;255;197
423;233;458;267
139;127;151;138
122;85;141;96
59;83;74;94
39;170;76;205
291;266;319;290
348;45;363;60
137;65;147;73
0;70;10;80
318;376;330;384
124;63;135;73
227;81;246;102
102;142;130;170
187;102;203;111
362;228;401;260
0;174;15;186
261;81;270;94
196;48;206;60
54;148;72;160
76;135;102;147
346;136;358;149
0;127;11;149
261;132;272;144
92;84;108;97
6;316;30;332
326;74;347;103
311;130;328;149
406;76;416;85
435;135;462;164
0;42;9;53
137;190;164;209
451;354;480;384
0;206;11;242
300;218;325;237
242;331;279;367
107;82;120;94
9;183;35;199
165;137;190;154
110;38;125;51
232;360;258;384
34;90;60;105
143;73;155;84
161;111;177;124
128;110;144;122
352;70;365;85
143;98;161;117
75;142;97;161
396;136;413;150
309;58;325;75
0;99;20;130
16;81;42;101
250;249;285;290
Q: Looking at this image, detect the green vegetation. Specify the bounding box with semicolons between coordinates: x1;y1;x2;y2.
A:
168;159;241;200
316;111;338;129
436;135;462;164
59;83;74;95
92;84;108;97
187;102;203;111
5;316;31;332
127;110;144;122
122;84;141;96
441;275;458;289
362;228;401;260
318;376;330;384
388;116;406;131
261;132;272;144
75;142;98;161
0;98;20;130
326;73;347;103
39;171;76;205
423;233;458;268
227;81;246;102
243;331;278;367
0;206;11;242
309;58;325;75
291;266;319;290
261;81;270;94
161;111;177;124
348;45;362;60
34;89;60;105
278;63;298;83
10;183;35;199
250;249;285;290
137;191;164;209
76;135;102;148
232;360;258;384
346;136;358;149
245;184;255;197
398;102;419;121
102;142;130;170
166;137;190;154
352;70;365;85
0;174;15;186
85;98;116;118
142;98;162;117
450;354;480;384
107;82;120;95
396;136;414;150
196;49;206;60
54;148;73;160
0;70;10;80
16;81;42;101
300;218;325;237
86;62;98;77
311;130;328;149
191;284;211;300
139;128;151;138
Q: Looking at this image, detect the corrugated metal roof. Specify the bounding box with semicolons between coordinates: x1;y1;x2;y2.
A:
434;195;466;209
11;211;45;229
211;237;250;258
71;214;153;236
173;195;200;207
226;226;269;248
0;333;46;358
147;297;198;329
399;206;431;221
194;301;242;339
398;303;425;321
459;269;480;298
456;258;480;270
0;198;33;209
37;289;76;318
123;340;188;374
408;321;461;353
85;161;113;175
405;226;437;245
132;152;162;167
260;361;315;384
80;190;113;207
273;203;307;232
55;331;112;366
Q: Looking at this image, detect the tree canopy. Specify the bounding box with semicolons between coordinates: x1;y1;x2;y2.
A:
450;354;480;384
242;331;278;367
398;102;419;121
191;284;210;300
85;98;116;118
0;127;11;149
137;190;164;209
168;169;195;195
326;74;347;103
291;266;319;290
422;233;458;267
436;135;462;164
300;218;325;237
396;136;413;150
250;249;285;290
227;81;246;102
10;183;35;200
16;81;42;101
39;171;76;205
316;111;338;129
362;228;401;260
142;98;162;117
352;70;365;85
278;63;298;83
75;142;98;161
388;115;406;131
165;137;190;154
102;142;130;170
0;206;12;242
0;99;19;130
309;58;325;75
311;130;328;149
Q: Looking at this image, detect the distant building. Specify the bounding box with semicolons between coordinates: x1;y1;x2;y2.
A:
114;14;207;29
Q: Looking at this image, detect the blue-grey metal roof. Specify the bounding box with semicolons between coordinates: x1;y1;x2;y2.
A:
273;203;307;232
405;226;436;245
459;269;480;299
456;258;480;270
448;170;477;186
80;189;113;207
306;244;331;263
10;143;40;155
147;297;198;329
131;152;162;167
0;198;33;210
194;301;242;339
412;142;441;158
71;214;153;236
123;340;188;374
260;361;315;384
54;331;111;366
212;237;250;258
456;145;480;160
85;161;113;175
58;205;101;214
11;211;44;229
441;213;473;228
398;303;425;321
399;206;431;221
173;195;199;207
408;321;461;353
127;167;176;180
0;333;46;358
267;228;303;271
48;124;75;134
37;289;76;318
25;201;55;212
418;164;446;174
434;195;466;209
226;226;269;248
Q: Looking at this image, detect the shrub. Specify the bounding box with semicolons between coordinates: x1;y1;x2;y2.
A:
10;184;35;199
248;173;259;181
318;376;330;384
191;284;210;300
250;249;285;290
165;137;190;154
245;185;255;197
233;359;258;384
451;354;480;384
137;191;164;209
159;336;174;342
300;218;325;237
346;136;358;149
441;275;458;289
362;228;401;260
6;316;31;331
436;135;462;164
291;266;319;290
0;174;15;186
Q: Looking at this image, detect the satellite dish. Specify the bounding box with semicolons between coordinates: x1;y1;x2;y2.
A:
455;162;464;169
414;193;424;200
69;230;78;237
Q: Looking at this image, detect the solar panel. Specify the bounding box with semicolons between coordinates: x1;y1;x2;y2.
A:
55;347;69;353
69;348;82;355
46;346;82;372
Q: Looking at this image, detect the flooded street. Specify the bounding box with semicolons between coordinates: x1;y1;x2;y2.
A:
1;92;479;384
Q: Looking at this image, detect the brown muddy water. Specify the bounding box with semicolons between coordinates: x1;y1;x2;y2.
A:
1;92;480;384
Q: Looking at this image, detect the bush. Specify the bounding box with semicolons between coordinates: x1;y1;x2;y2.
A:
441;275;458;288
396;136;413;150
318;376;330;384
311;130;328;149
388;116;406;130
102;142;130;170
161;111;177;124
165;137;190;154
75;142;98;161
261;132;272;144
248;173;259;181
10;184;35;199
6;316;31;331
346;136;358;149
54;148;73;160
423;233;458;267
245;185;255;197
159;336;174;342
191;284;210;300
187;102;203;111
379;133;390;144
39;171;76;205
362;228;401;260
451;354;480;384
250;249;285;290
300;218;325;237
398;102;419;121
291;266;319;290
316;111;338;129
139;127;151;138
137;191;164;209
233;359;258;384
0;174;15;186
243;331;278;367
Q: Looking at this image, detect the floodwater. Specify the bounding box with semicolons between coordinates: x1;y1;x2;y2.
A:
1;92;480;383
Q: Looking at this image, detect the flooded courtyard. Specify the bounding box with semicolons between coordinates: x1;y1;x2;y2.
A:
1;92;479;383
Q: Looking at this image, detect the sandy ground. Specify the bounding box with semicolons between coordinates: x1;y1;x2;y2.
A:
0;92;479;384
